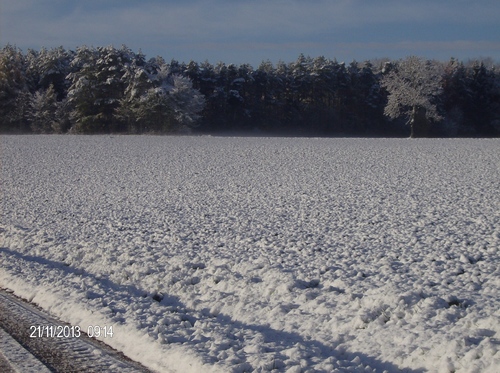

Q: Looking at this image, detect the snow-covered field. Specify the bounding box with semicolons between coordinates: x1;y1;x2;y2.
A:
1;135;499;373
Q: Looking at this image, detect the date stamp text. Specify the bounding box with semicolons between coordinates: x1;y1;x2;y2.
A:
29;325;114;338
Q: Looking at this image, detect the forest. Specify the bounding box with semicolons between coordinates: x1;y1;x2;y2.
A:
1;44;499;137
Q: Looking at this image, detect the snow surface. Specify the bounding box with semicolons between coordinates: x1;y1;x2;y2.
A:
1;135;499;373
0;327;51;373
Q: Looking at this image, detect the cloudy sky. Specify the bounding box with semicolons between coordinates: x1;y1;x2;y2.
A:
2;0;500;66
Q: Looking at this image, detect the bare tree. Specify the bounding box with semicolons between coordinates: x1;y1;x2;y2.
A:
381;56;443;137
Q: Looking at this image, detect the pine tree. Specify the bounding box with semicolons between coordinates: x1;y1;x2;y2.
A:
117;59;205;133
441;58;468;136
464;61;499;135
29;84;58;133
66;45;132;133
348;61;386;135
0;45;29;131
36;47;74;100
167;74;206;129
115;51;154;133
24;49;41;94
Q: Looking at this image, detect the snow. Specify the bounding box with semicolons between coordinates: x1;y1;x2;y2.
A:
232;78;246;85
0;328;52;373
1;135;499;373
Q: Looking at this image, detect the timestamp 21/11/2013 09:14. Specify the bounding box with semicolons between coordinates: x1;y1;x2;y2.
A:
29;325;114;338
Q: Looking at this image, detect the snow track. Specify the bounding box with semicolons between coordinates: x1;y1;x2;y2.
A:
0;290;152;373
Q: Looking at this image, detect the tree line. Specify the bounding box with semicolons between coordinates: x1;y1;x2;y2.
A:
1;44;499;137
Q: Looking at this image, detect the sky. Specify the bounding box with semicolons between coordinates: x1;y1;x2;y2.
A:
2;0;500;67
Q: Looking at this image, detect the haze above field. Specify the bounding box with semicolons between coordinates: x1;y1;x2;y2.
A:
2;0;500;66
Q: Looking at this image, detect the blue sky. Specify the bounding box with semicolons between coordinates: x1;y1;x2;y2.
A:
2;0;500;66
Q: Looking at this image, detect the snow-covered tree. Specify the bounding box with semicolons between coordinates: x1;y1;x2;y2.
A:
11;90;32;132
167;74;206;128
117;60;205;133
24;49;41;93
66;45;132;133
35;47;74;99
381;56;443;137
115;52;152;132
29;84;58;133
0;45;29;131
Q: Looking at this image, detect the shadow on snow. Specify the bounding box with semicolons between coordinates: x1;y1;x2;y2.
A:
0;247;425;373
